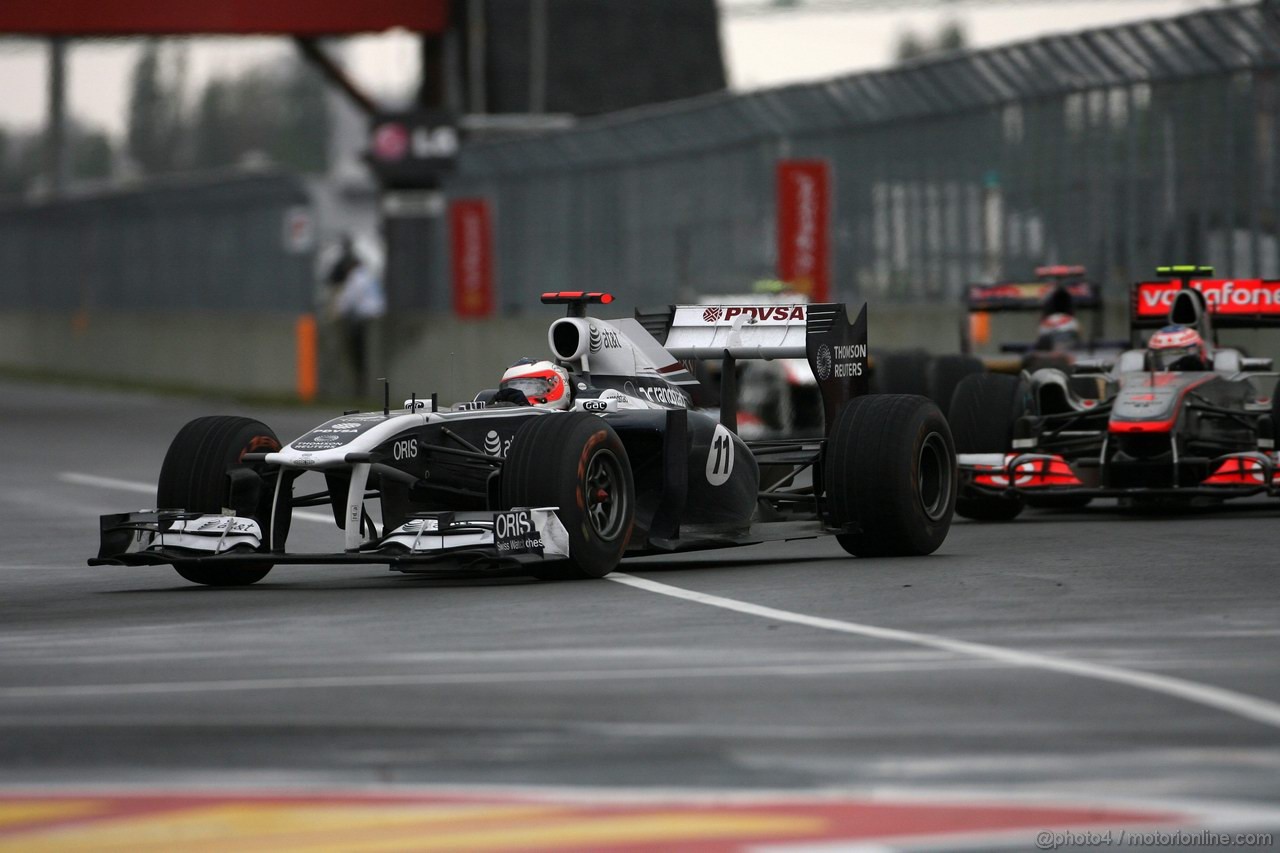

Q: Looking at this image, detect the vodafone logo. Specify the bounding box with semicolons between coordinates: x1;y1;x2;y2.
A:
1136;280;1280;317
698;305;806;324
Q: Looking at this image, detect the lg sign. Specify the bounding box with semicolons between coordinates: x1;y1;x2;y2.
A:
366;111;458;189
371;123;410;161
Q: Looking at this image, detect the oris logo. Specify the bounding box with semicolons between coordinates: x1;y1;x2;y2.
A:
814;344;833;380
702;306;724;323
392;439;418;461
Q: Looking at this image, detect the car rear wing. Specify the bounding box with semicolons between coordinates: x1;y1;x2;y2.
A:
635;301;868;436
960;279;1105;355
1131;274;1280;333
964;280;1103;313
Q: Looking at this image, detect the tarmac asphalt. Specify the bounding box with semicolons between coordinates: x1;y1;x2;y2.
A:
2;380;1278;850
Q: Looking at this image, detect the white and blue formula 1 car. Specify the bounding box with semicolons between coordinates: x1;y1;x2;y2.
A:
92;292;956;585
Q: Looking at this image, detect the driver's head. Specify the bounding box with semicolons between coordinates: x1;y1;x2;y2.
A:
1034;312;1081;352
499;359;570;409
1148;324;1206;371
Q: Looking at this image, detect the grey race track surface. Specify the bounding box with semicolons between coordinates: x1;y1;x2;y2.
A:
2;380;1279;807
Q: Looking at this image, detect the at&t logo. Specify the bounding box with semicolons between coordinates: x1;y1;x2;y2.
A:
483;430;513;457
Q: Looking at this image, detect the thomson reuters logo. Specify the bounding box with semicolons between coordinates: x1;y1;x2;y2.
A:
702;306;724;323
483;431;503;456
814;344;833;380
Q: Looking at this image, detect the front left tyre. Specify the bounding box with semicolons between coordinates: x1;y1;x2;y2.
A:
823;394;956;557
949;373;1030;521
501;413;635;579
156;415;288;586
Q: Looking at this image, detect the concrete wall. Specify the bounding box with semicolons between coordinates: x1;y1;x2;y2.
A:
0;312;305;397
0;310;551;404
10;300;1272;404
0;302;982;403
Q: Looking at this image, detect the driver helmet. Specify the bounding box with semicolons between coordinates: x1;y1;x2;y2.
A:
1034;312;1081;352
1148;324;1207;371
499;358;570;409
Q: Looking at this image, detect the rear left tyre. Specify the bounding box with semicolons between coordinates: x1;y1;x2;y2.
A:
156;415;287;586
823;394;956;557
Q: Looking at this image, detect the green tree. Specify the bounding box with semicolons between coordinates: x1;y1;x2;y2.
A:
895;19;968;63
70;124;113;182
192;62;329;174
127;41;187;174
0;129;44;196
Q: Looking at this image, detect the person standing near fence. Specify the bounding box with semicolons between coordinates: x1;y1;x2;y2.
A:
325;235;386;397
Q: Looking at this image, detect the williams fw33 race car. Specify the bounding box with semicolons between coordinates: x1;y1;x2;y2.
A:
952;267;1280;520
92;292;957;585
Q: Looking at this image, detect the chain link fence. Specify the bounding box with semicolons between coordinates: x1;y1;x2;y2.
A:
451;2;1280;311
0;170;316;313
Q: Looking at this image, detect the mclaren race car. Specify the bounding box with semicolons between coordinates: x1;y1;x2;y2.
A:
952;266;1280;520
91;292;957;585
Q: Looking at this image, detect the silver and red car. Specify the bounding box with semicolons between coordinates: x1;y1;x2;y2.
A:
952;266;1280;520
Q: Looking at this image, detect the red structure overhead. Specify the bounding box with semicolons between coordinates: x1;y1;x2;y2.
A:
0;0;450;36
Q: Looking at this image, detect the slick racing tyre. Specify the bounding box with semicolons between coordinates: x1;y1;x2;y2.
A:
824;394;956;557
501;413;634;580
872;349;932;397
949;373;1030;521
928;354;984;417
156;416;287;586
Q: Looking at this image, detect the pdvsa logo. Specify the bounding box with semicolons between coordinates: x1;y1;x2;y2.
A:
726;305;805;322
701;305;805;323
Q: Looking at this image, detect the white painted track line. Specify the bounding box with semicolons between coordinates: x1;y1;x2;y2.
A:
0;661;990;700
60;472;333;524
58;471;1280;730
609;573;1280;731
